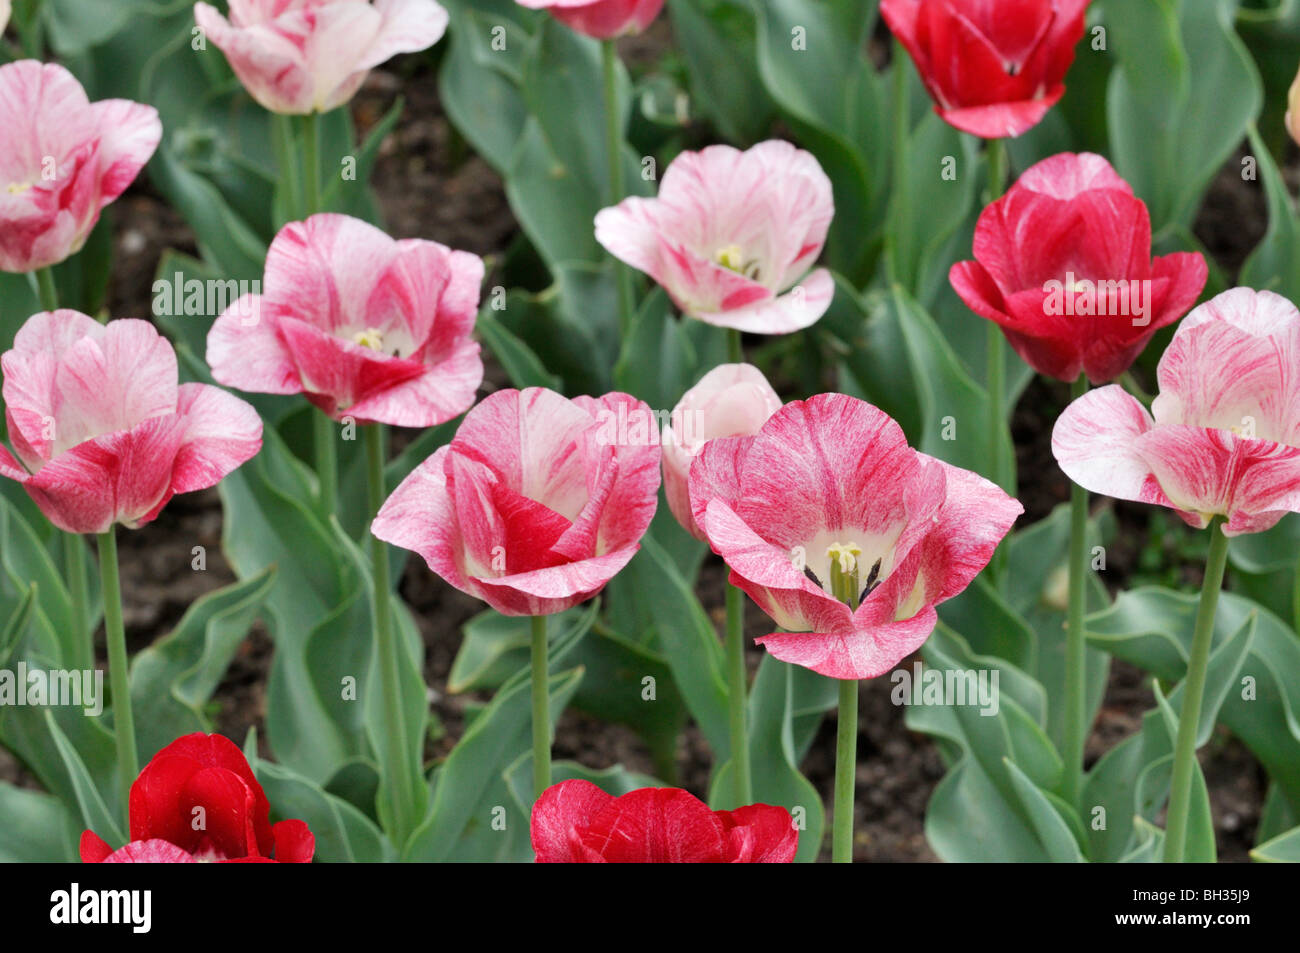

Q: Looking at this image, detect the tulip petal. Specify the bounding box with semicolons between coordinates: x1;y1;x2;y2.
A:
756;607;939;680
1051;384;1165;507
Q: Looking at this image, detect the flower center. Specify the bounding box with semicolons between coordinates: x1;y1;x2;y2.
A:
801;541;883;608
714;244;762;282
351;327;386;351
6;181;33;195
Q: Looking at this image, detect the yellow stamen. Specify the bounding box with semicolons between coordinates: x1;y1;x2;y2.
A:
352;327;385;351
7;182;32;195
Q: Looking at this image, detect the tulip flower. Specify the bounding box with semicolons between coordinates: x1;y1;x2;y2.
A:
531;780;796;862
0;310;262;815
1288;61;1300;148
950;152;1208;385
0;61;161;274
662;363;780;809
663;364;782;543
207;213;484;428
0;1;9;34
1052;287;1300;861
595;140;835;335
80;734;315;863
193;0;449;115
1;311;263;535
374;386;662;797
689;392;1020;861
514;0;663;40
880;0;1092;140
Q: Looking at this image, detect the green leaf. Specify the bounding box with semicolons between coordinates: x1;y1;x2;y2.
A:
252;757;395;863
0;782;80;862
1251;824;1300;862
44;709;124;847
477;309;562;390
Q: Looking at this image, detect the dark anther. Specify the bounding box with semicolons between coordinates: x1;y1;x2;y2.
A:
857;558;883;606
803;565;823;589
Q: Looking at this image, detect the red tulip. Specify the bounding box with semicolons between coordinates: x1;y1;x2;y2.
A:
206;214;484;428
881;0;1091;139
689;393;1021;679
372;387;661;616
531;780;797;862
0;311;262;534
1054;288;1300;536
80;733;314;863
0;61;161;272
950;152;1208;384
515;0;664;40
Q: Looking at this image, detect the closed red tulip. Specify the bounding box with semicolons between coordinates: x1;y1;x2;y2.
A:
531;780;797;862
0;311;262;534
0;61;161;273
80;733;314;863
950;152;1208;384
881;0;1092;139
372;387;661;616
515;0;664;40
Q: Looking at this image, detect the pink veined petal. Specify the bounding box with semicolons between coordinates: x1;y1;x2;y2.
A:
1225;443;1300;536
1015;151;1133;200
718;804;797;863
692;268;834;334
100;839;197;864
755;607;939;680
578;787;728;863
594;197;664;283
471;546;641;617
531;779;616;863
546;0;666;41
344;338;482;428
570;392;662;554
194;3;314;114
205;294;303;395
1146;250;1209;330
1052;384;1166;507
86;98;162;204
938;92;1062;140
358;0;450;71
687;434;754;541
372;445;472;593
1177;286;1300;338
271;819;315;863
170;382;263;495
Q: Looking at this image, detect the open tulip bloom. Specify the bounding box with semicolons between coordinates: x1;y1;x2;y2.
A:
595;140;835;335
81;734;315;863
531;780;796;863
374;386;661;797
193;0;450;115
689;392;1021;860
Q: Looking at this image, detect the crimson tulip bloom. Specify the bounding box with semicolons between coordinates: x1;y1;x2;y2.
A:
881;0;1091;139
950;152;1208;384
531;780;796;862
596;141;834;334
0;61;161;273
0;311;262;534
372;386;661;616
662;363;782;541
80;734;315;863
689;393;1021;679
206;214;484;427
514;0;663;39
1054;288;1300;536
193;0;449;114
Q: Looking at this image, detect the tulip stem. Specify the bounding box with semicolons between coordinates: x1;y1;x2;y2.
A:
602;39;635;341
301;110;322;216
98;529;137;822
272;113;302;222
531;614;551;799
1063;373;1090;808
365;424;418;846
1163;517;1230;863
726;328;743;364
888;38;911;286
725;583;752;807
313;411;337;512
35;266;58;312
832;677;858;863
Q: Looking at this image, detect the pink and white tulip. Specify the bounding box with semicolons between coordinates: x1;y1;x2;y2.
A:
1053;288;1300;536
0;2;10;35
514;0;664;40
193;0;449;114
206;213;484;428
0;311;262;534
662;363;781;541
595;141;835;335
0;61;161;273
688;393;1022;680
373;387;662;616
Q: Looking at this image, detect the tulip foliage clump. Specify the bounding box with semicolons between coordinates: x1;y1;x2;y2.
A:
4;0;1300;866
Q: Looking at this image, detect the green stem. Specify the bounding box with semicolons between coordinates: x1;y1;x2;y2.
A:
602;39;635;340
301;110;321;216
98;530;136;822
1163;517;1231;862
313;411;337;512
725;584;752;807
531;614;551;799
1063;373;1090;807
888;39;911;285
365;424;417;844
726;328;743;364
832;677;858;863
35;267;58;312
984;137;1010;497
272;113;302;222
